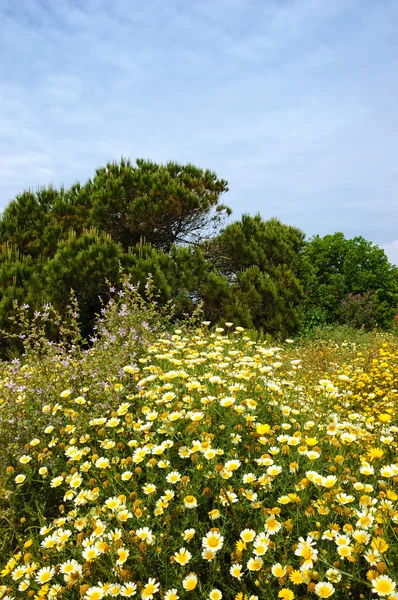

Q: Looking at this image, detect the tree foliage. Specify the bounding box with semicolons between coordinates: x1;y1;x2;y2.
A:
206;214;304;278
0;158;396;358
203;215;305;336
0;188;66;259
84;158;231;251
0;158;233;355
0;244;46;357
301;233;398;328
43;229;124;337
122;241;217;317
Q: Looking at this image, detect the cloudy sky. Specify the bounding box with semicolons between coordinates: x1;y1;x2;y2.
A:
1;0;398;262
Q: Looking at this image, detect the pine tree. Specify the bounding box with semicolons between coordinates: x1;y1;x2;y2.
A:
204;214;305;335
44;229;124;337
0;243;46;357
84;157;231;251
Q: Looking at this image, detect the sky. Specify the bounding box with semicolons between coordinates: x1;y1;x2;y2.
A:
1;0;398;263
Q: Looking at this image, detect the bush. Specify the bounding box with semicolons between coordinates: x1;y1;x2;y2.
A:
338;291;378;330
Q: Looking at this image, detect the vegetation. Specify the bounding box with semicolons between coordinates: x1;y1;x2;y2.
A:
0;287;398;599
300;233;398;330
0;157;397;358
204;215;305;337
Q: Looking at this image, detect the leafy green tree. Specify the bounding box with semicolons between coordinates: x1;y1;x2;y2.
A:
84;157;231;251
300;233;398;328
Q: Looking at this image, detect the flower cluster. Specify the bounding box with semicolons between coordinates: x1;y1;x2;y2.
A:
1;326;398;599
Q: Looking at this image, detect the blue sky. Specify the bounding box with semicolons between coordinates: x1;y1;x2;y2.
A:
1;0;398;263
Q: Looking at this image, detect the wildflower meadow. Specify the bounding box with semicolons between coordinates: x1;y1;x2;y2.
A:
0;282;397;600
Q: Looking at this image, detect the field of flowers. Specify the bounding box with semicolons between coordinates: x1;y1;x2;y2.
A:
0;305;397;599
